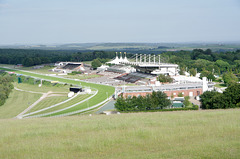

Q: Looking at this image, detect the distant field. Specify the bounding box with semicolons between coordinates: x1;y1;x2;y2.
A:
89;45;153;50
0;109;239;159
0;89;41;119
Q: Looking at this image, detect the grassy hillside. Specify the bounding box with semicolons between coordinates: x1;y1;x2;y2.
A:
0;109;239;159
0;89;41;119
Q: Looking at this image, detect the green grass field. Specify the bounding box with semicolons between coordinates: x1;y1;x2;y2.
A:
214;83;227;88
0;109;239;159
26;95;68;114
14;83;70;93
0;89;41;119
0;64;56;74
0;67;115;117
20;66;56;74
64;74;101;80
29;93;92;116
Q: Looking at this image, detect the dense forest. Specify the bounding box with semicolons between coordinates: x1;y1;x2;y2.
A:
0;49;117;66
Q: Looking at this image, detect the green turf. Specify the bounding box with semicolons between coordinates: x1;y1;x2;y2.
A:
0;89;41;119
29;94;92;116
26;95;69;114
0;67;115;116
64;74;101;80
20;66;56;74
14;83;70;93
0;109;239;159
214;83;227;88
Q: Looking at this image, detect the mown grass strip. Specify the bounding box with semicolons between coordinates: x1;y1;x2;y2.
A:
30;94;92;116
27;96;69;113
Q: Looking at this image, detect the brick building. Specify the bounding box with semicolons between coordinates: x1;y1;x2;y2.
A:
117;82;214;98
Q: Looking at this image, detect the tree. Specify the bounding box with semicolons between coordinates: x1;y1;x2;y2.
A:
178;92;183;97
91;59;102;70
0;74;14;106
200;91;222;109
115;91;171;111
215;60;230;73
22;57;34;67
223;83;240;108
189;68;196;76
33;57;42;65
157;74;173;83
200;83;240;109
183;96;190;107
200;70;215;81
200;70;209;79
204;49;212;55
222;72;238;86
114;96;127;111
207;73;216;81
179;67;185;75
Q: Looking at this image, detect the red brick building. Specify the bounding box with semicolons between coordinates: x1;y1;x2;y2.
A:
118;83;206;98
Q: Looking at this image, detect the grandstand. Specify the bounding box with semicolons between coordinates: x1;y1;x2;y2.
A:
53;62;85;73
114;72;155;83
62;63;81;70
107;52;179;76
106;65;136;73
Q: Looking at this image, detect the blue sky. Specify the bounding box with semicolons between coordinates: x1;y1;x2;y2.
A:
0;0;240;44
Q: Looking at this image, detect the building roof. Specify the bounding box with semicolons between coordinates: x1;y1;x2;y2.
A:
122;83;203;93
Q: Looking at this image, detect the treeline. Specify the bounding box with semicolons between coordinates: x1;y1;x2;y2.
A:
162;49;240;77
0;49;117;67
1;48;240;75
200;83;240;109
115;91;171;111
0;73;14;106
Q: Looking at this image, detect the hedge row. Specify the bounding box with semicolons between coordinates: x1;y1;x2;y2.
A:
119;106;199;113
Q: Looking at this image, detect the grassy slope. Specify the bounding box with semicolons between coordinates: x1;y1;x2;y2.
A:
27;96;68;114
0;67;115;115
0;89;41;119
0;109;239;159
30;94;91;116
